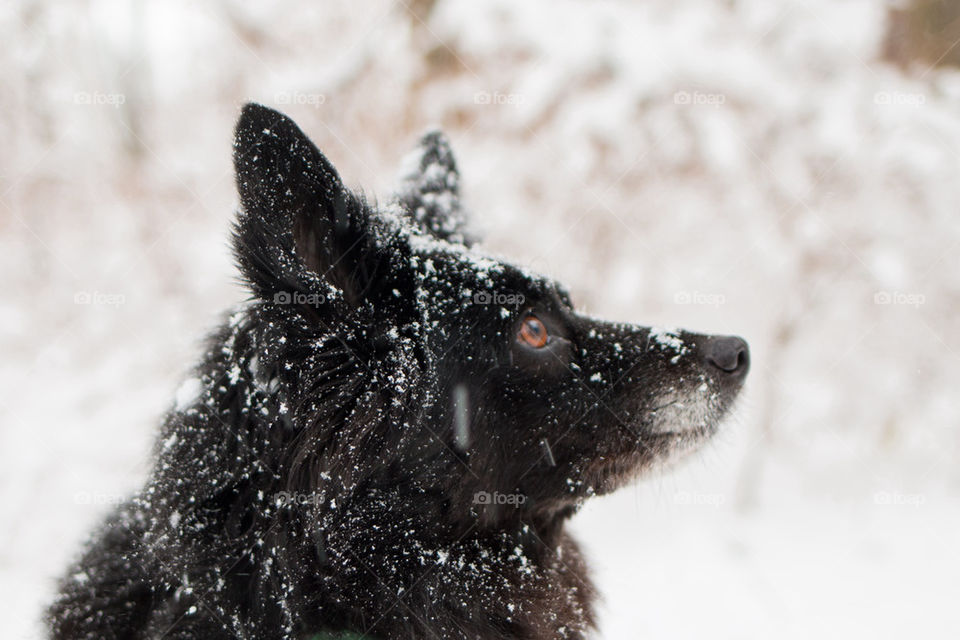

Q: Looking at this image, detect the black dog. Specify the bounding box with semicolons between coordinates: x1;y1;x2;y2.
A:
48;104;749;639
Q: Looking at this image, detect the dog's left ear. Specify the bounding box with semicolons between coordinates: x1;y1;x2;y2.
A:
232;103;376;309
394;130;474;246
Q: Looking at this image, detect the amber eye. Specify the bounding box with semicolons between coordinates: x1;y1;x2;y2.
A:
518;315;549;348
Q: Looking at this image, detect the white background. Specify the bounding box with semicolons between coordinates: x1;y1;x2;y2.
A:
2;1;959;637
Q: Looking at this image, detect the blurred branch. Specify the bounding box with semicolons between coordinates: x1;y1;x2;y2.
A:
117;0;149;170
883;0;960;70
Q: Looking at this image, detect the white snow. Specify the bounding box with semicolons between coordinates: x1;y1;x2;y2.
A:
2;0;959;638
174;377;202;411
648;327;687;354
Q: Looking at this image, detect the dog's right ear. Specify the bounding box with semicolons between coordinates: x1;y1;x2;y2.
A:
232;103;375;309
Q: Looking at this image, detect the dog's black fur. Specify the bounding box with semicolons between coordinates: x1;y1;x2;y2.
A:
48;104;749;639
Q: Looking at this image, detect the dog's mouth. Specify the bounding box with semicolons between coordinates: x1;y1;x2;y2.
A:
576;428;711;495
578;381;740;496
646;422;718;459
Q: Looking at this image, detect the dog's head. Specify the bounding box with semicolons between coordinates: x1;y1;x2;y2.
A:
232;103;748;529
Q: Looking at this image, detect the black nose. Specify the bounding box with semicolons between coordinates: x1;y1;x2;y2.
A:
703;336;749;376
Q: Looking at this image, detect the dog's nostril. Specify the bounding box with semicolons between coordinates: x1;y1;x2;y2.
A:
703;336;750;376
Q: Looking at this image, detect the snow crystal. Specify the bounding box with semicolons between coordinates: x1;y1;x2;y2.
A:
174;377;202;411
161;433;178;452
648;326;688;361
452;384;470;450
540;438;556;467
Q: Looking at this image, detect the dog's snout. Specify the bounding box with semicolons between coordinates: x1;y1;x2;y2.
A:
703;336;749;376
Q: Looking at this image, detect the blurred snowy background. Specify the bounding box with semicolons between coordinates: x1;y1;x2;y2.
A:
2;0;959;637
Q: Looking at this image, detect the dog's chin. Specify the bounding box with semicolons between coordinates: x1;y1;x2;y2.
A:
582;420;721;496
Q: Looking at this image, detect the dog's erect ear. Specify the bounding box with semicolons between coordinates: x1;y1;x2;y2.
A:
232;103;375;309
394;130;474;246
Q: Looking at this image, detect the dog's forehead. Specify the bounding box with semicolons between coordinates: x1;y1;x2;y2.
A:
401;228;557;316
407;230;550;288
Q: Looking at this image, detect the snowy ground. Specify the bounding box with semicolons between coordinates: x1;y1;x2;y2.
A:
2;0;959;637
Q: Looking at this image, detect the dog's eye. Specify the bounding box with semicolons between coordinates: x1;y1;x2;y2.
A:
518;315;549;348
